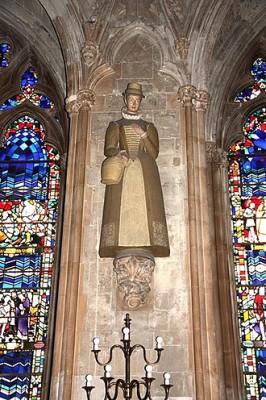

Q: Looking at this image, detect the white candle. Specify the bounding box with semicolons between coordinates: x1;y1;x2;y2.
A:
85;374;93;387
104;364;112;378
145;364;153;378
92;337;100;350
155;336;163;349
164;372;171;385
122;327;130;340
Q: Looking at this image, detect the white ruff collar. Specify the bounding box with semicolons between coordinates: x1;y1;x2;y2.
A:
121;107;142;120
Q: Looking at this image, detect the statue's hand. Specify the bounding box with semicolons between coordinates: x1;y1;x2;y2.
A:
120;150;129;166
121;155;129;166
132;124;145;136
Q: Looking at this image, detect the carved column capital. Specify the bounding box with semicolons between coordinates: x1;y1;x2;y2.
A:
65;89;96;114
178;86;210;111
113;252;155;310
206;141;228;167
81;40;100;67
194;90;210;111
178;85;197;107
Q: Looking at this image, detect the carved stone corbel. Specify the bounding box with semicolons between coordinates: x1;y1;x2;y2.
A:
113;251;155;310
81;40;100;67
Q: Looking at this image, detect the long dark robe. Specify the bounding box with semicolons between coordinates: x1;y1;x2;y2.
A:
99;116;169;258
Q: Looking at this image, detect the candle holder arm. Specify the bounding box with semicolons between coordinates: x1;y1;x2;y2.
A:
131;344;163;365
100;377;124;400
92;344;124;366
161;383;173;400
82;385;95;400
134;377;155;400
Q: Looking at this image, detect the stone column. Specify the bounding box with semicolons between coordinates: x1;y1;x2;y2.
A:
206;142;242;400
50;89;95;400
178;86;226;399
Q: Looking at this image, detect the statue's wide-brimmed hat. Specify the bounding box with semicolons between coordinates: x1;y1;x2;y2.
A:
123;83;145;98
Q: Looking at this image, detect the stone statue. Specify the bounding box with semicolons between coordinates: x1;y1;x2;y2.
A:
99;83;169;260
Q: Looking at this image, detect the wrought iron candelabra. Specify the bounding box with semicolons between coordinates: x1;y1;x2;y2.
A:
83;313;173;400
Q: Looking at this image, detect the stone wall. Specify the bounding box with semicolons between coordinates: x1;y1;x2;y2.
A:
73;34;192;399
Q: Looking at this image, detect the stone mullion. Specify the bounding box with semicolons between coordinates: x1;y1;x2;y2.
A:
206;143;242;400
50;90;95;400
178;85;205;400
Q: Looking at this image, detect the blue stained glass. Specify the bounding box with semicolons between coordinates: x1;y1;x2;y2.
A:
256;349;266;373
0;352;32;374
259;376;266;398
0;67;54;110
0;376;29;400
31;93;54;109
0;114;60;399
1;43;9;53
1;60;8;68
251;58;266;83
0;255;42;288
21;67;37;98
0;43;10;70
0;95;25;110
0;128;48;196
235;58;266;103
234;86;253;102
247;250;266;285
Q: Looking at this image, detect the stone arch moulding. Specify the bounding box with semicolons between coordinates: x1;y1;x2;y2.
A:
88;22;187;90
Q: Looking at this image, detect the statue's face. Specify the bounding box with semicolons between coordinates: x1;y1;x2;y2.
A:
126;95;142;114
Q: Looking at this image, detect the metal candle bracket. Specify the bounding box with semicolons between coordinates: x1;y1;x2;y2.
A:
83;313;173;400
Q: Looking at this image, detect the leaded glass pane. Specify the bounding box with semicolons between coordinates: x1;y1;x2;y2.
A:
234;58;266;102
0;95;25;111
21;67;37;98
0;68;54;111
0;115;60;399
228;107;266;399
0;43;10;70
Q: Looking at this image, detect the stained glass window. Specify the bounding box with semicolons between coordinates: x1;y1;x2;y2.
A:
228;107;266;399
235;58;266;102
0;43;10;70
0;115;60;399
0;67;54;111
